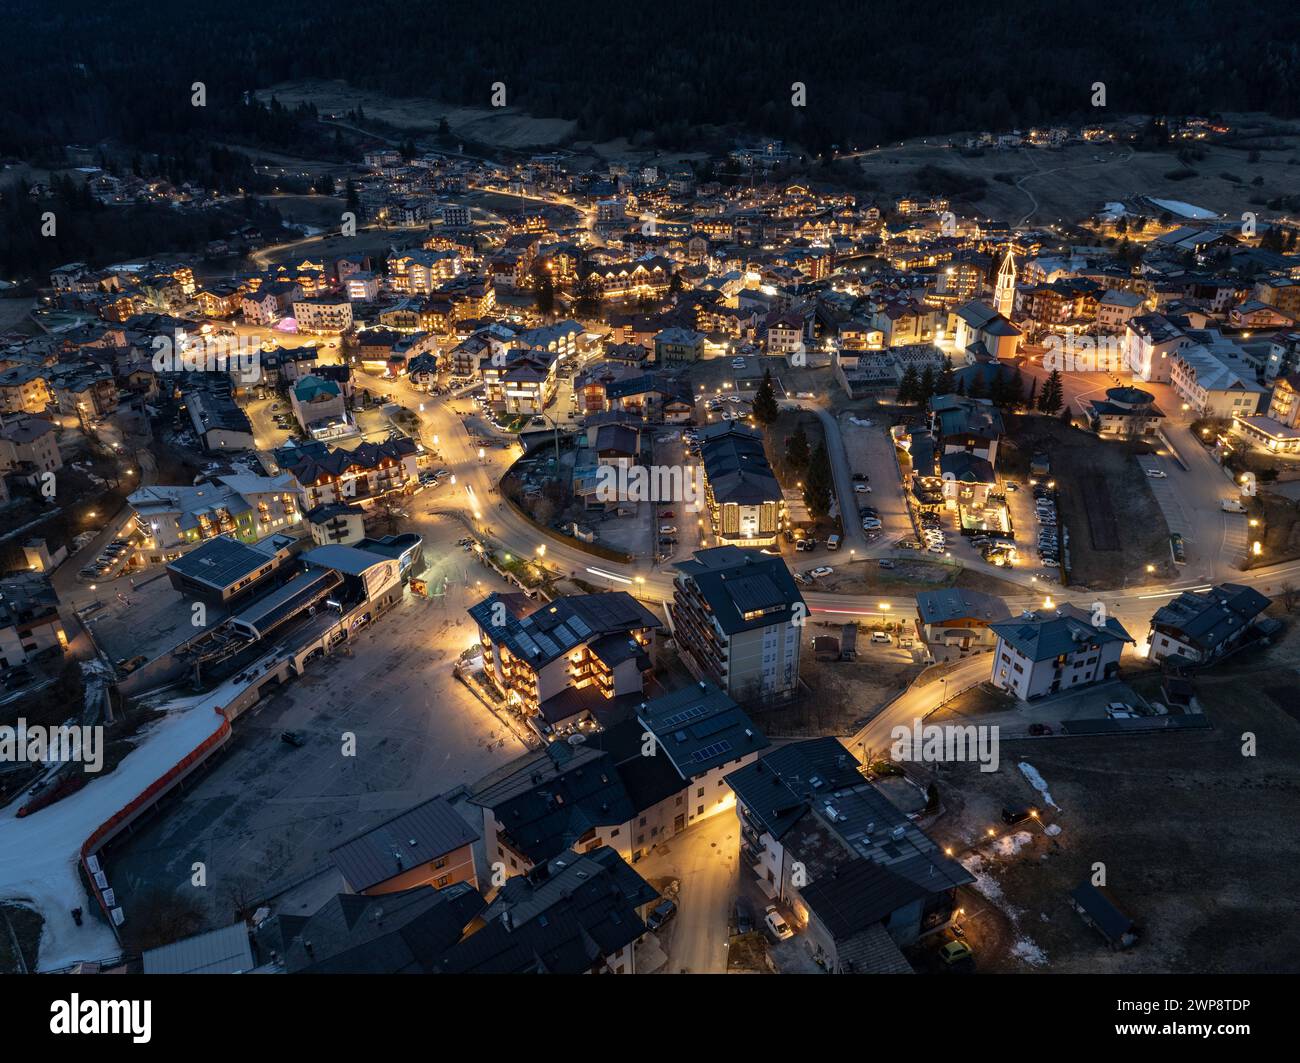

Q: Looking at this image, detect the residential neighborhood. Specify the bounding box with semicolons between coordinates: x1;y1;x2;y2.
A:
0;8;1297;1032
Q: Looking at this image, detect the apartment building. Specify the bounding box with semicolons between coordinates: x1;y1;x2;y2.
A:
1234;372;1300;453
0;574;67;668
128;474;300;552
913;588;1011;656
275;437;420;510
990;605;1133;700
292;295;354;334
1124;313;1189;383
725;738;972;971
468;590;661;729
473;682;765;884
1168;338;1266;418
481;347;558;416
1147;583;1271;666
670;546;804;705
0;415;62;475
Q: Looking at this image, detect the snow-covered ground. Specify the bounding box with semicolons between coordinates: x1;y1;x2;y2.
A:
1147;198;1218;220
0;691;227;971
1018;761;1060;809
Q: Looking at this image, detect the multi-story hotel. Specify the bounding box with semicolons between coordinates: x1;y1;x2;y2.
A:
697;422;784;547
468;590;661;729
128;474;301;552
670;546;805;706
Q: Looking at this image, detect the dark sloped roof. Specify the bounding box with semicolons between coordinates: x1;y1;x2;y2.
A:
1151;582;1270;651
330;794;479;892
673;546;805;636
435;848;655;974
799;859;929;940
991;604;1132;661
280;883;484;974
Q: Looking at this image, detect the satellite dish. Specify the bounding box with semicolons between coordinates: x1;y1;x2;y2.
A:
567;733;587;746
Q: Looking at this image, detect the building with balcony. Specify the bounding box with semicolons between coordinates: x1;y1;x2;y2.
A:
670;546;804;706
274;437;420;510
292;295;353;334
128;474;300;552
990;605;1133;700
468;590;662;729
0;574;67;668
1147;583;1271;667
330;793;479;896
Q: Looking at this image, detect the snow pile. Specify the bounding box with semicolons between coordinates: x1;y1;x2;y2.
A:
993;830;1035;858
848;416;874;427
958;853;1004;903
1018;761;1060;809
0;694;227;971
1044;822;1062;837
1011;938;1049;966
1148;198;1218;220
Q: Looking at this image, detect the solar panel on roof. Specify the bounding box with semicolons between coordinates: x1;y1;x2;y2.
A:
568;615;592;637
658;703;708;729
514;632;542;658
533;633;558;658
692;740;732;763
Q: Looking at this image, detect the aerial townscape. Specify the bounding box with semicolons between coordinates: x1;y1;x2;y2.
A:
1;5;1298;1017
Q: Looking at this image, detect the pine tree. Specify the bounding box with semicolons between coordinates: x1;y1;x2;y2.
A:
918;365;936;407
752;368;780;426
785;424;811;470
1012;367;1026;409
936;355;956;397
1038;369;1064;414
804;442;835;520
898;365;919;404
1026;376;1038;410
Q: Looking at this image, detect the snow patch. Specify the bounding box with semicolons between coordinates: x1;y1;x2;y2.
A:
1011;938;1049;966
1044;822;1062;836
1018;761;1060;809
993;830;1035;858
1148;198;1218;221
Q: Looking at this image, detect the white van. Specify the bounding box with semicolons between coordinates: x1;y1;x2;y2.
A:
1220;498;1246;513
826;534;841;551
870;631;891;645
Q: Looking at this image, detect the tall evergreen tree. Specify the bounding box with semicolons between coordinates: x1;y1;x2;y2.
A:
898;365;919;404
1038;369;1064;414
785;424;811;471
752;368;780;426
936;355;956;397
804;442;835;520
918;365;936;407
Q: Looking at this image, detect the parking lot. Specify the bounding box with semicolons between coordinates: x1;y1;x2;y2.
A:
103;541;526;932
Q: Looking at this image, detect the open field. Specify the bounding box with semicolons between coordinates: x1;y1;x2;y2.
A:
259;80;578;151
810;557;1025;599
917;627;1300;973
852;118;1300;224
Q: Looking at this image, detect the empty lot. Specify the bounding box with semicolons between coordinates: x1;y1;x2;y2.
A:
922;665;1300;973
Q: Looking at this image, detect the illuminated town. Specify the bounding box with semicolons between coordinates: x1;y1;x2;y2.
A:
2;4;1299;995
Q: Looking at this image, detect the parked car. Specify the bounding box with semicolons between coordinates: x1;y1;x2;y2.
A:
280;730;306;747
852;473;869;482
116;655;147;674
659;510;675;518
795;539;815;552
764;904;794;941
645;897;678;931
870;631;891;644
1145;467;1167;478
659;525;677;535
854;483;871;493
809;566;834;579
734;900;754;935
940;940;974;966
878;558;896;569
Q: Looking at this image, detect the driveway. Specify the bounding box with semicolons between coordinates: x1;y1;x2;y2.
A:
633;810;740;974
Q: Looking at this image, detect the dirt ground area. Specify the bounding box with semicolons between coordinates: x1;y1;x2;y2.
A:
809;557;1024;599
852;117;1300;223
260;80;578;149
1002;417;1170;589
913;644;1300;973
754;650;923;737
